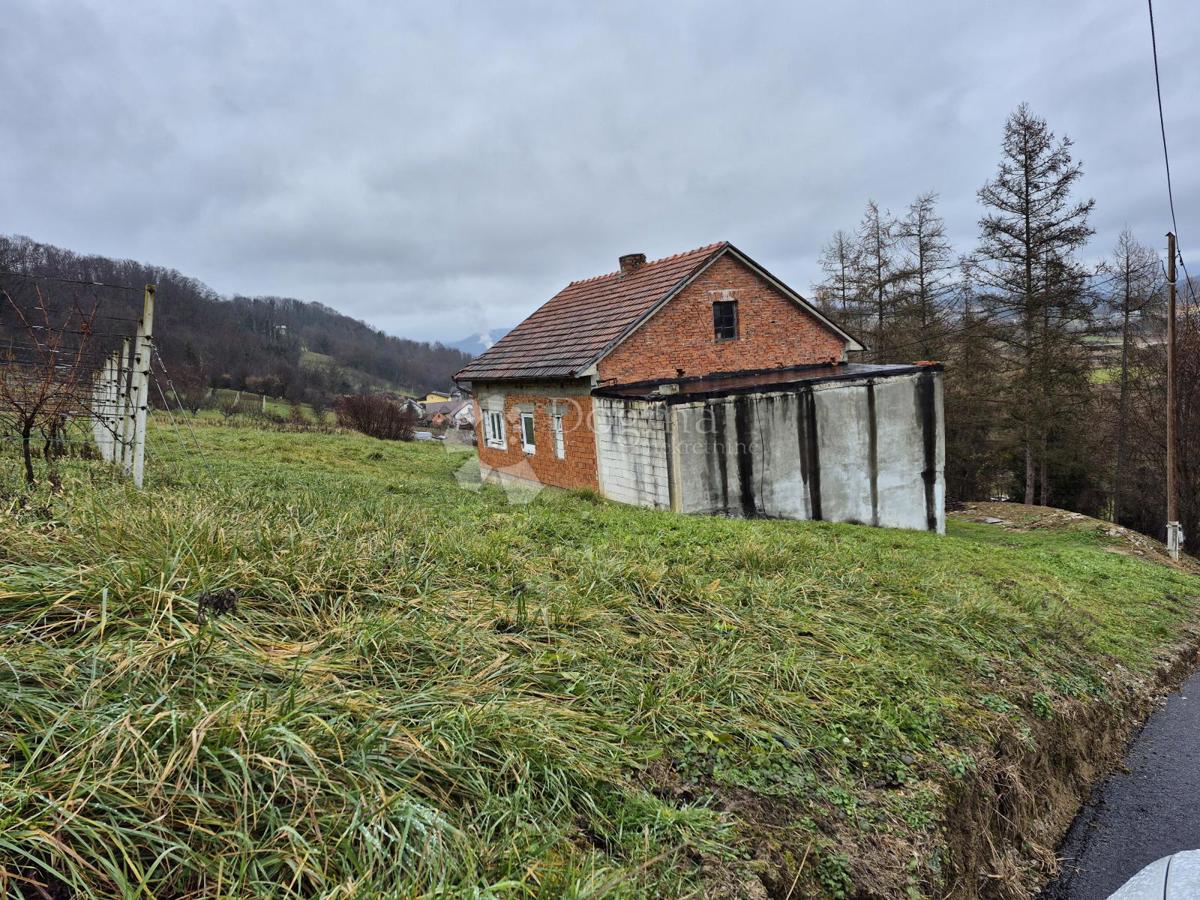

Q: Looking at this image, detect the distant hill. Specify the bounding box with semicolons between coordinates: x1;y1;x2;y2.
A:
450;328;510;357
0;234;472;401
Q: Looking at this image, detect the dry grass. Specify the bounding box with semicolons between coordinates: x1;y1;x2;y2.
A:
1;421;1197;897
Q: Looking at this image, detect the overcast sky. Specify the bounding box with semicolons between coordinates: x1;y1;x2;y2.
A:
5;1;1199;343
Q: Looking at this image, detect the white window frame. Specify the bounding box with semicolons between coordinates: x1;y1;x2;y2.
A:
519;411;536;454
551;408;566;459
484;409;506;448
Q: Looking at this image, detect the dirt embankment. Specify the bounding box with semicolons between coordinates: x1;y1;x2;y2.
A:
943;629;1200;898
942;503;1200;898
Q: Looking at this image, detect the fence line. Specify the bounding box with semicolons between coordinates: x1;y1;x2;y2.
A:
1;276;158;487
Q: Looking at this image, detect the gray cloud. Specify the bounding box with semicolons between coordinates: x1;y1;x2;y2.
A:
4;0;1197;341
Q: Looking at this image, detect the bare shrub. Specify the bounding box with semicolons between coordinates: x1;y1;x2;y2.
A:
216;396;240;421
335;394;416;441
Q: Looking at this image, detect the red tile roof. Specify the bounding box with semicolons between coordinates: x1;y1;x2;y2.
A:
455;241;862;382
455;242;728;381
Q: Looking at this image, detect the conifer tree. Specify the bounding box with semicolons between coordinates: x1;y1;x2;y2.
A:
1100;230;1161;521
974;104;1095;504
895;192;955;359
813;230;861;335
852;200;902;361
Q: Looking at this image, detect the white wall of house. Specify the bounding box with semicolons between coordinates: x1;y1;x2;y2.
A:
593;398;671;509
594;369;945;533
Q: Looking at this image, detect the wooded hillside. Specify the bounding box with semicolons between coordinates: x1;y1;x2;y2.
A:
0;234;472;402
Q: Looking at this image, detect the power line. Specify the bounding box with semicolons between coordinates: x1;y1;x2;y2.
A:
0;269;144;293
1148;0;1177;237
0;322;148;339
1147;0;1199;316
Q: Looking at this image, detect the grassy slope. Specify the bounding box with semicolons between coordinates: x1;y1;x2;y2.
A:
208;388;332;424
1;423;1197;898
299;349;418;397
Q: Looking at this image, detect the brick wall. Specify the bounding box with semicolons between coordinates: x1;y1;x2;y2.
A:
472;385;598;491
597;253;847;385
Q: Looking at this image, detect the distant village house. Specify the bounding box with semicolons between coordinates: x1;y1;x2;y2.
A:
425;398;474;429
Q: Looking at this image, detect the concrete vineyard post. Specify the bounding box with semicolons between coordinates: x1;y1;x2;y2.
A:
117;338;132;470
131;284;155;489
90;367;105;459
108;353;120;462
124;327;143;477
97;354;110;462
93;354;116;461
108;351;121;463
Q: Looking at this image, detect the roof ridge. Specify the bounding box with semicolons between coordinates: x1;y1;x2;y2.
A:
456;241;738;382
567;271;614;286
651;240;727;265
565;241;727;286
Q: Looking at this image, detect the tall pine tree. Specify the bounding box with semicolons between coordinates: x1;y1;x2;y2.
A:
813;229;861;335
895;192;955;359
974;104;1095;505
852;200;902;361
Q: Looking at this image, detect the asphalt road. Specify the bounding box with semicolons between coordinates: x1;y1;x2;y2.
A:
1040;670;1200;900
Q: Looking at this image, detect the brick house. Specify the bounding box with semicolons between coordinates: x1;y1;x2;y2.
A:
455;242;945;531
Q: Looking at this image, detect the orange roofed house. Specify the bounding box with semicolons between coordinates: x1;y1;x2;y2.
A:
454;242;945;532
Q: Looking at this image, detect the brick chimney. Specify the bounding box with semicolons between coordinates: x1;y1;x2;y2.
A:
619;253;646;276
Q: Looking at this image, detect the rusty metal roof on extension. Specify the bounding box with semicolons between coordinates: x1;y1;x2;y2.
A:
454;242;863;383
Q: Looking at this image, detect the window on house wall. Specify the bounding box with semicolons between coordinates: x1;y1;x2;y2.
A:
713;300;738;341
484;409;506;448
551;409;566;459
520;411;536;454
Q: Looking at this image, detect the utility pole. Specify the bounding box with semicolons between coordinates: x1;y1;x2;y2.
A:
1166;232;1182;560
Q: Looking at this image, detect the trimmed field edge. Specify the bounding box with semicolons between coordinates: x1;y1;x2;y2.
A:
642;622;1200;900
942;625;1200;899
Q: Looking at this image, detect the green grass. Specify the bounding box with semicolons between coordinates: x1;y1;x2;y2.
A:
1;422;1197;897
208;388;333;423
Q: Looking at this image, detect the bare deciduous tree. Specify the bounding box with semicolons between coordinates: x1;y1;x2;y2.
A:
1100;230;1162;521
0;286;99;484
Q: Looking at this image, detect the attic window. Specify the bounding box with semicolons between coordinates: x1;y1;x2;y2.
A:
713;300;738;341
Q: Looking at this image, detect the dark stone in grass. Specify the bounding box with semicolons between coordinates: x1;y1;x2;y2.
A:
197;588;238;623
10;867;71;899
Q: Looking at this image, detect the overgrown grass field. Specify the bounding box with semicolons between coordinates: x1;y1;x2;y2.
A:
1;421;1197;897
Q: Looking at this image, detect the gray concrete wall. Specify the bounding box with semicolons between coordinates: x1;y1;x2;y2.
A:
594;397;672;509
665;369;944;531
